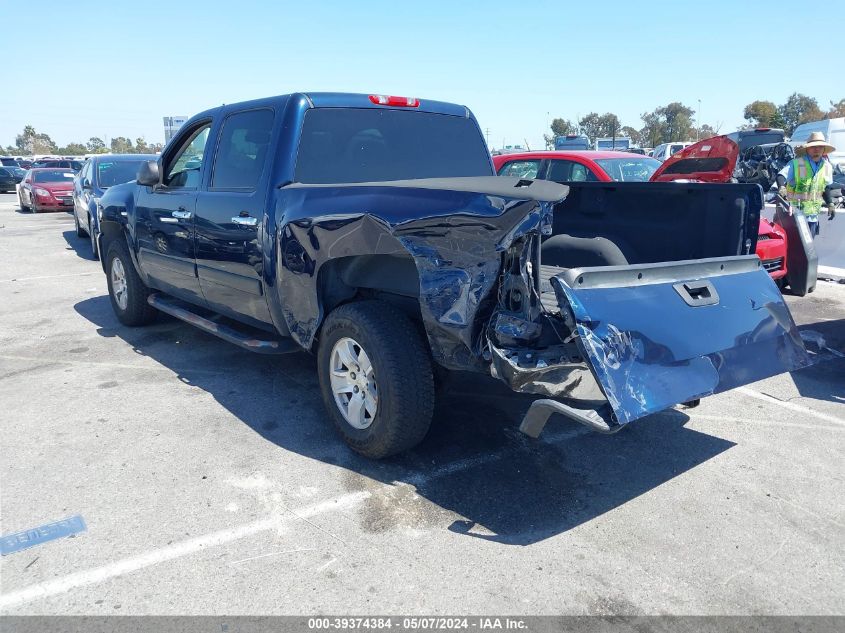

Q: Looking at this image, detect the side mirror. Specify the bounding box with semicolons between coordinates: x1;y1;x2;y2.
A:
137;160;161;187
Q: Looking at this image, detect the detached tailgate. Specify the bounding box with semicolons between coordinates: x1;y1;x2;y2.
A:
551;256;810;425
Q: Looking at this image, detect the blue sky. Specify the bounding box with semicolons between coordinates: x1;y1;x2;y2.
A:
0;0;834;150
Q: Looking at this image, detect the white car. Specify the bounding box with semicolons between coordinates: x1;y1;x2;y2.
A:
652;142;693;162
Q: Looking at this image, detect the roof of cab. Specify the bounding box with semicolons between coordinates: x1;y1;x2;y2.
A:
187;92;470;122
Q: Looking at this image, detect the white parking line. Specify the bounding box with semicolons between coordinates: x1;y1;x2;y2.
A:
0;418;594;610
737;387;845;427
688;413;845;432
0;491;371;611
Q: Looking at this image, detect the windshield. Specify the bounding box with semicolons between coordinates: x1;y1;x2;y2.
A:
97;160;145;188
594;157;661;181
33;170;75;183
295;108;492;183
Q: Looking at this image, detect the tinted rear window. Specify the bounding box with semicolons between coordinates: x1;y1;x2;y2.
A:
294;108;491;184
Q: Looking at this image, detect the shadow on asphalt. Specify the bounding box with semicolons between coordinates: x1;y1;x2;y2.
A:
62;229;97;261
74;295;734;546
792;318;845;407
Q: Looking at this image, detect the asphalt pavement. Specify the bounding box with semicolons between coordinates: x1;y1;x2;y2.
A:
1;193;843;616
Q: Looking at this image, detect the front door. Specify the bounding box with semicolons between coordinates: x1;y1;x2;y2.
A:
135;122;211;305
194;108;275;325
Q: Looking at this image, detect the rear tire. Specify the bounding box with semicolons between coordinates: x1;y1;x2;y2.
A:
317;300;435;459
105;239;157;326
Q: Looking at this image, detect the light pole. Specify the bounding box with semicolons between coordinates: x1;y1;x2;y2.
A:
697;99;702;140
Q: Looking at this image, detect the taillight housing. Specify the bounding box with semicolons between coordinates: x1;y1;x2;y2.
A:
369;94;420;107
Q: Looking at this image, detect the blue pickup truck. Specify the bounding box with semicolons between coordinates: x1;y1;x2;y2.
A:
97;92;809;458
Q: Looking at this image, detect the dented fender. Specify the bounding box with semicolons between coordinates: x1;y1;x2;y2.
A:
266;177;567;368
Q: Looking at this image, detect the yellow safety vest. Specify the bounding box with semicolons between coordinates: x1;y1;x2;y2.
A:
786;157;832;218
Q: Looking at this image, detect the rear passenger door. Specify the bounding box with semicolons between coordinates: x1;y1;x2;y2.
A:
194;108;275;325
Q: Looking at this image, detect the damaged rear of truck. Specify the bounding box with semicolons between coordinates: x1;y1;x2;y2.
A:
279;176;809;453
98;92;810;458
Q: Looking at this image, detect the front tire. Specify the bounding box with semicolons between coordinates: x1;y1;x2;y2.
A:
18;193;29;212
105;239;157;326
317;300;435;459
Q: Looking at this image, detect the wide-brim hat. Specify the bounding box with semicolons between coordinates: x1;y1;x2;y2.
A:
796;131;836;156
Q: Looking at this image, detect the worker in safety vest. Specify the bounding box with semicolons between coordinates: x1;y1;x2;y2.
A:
778;131;835;238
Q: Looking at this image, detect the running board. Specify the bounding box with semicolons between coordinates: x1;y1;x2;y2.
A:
147;293;298;355
519;399;623;436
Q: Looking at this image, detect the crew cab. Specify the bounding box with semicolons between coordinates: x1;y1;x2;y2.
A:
97;92;809;458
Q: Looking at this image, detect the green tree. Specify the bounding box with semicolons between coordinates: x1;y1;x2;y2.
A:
86;137;107;153
597;113;621;139
135;137;150;153
15;125;57;154
827;99;845;118
551;118;576;137
56;142;87;155
578;112;622;143
743;100;785;128
778;93;823;135
696;124;718;140
577;113;601;144
15;125;37;153
620;126;642;145
544;118;577;149
639;110;664;147
110;137;135;154
658;102;695;141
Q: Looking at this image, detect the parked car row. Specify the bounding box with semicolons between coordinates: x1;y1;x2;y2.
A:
71;154;157;260
0;165;27;192
12;154;154;261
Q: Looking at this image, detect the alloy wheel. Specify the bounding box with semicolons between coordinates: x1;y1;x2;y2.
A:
110;257;128;311
329;337;378;429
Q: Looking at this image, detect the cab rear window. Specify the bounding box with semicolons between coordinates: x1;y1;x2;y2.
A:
295;108;491;184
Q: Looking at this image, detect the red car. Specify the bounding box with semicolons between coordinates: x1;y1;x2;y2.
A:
651;136;788;285
494;147;788;285
18;168;76;213
493;150;661;183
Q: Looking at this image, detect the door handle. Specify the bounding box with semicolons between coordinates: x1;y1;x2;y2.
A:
172;209;193;220
231;215;258;227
